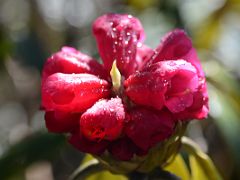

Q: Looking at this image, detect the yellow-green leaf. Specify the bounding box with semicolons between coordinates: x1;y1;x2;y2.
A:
86;170;127;180
164;154;190;180
81;154;127;180
182;137;222;180
190;155;209;180
82;154;95;164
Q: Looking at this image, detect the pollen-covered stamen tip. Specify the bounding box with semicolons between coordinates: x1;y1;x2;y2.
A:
110;60;122;93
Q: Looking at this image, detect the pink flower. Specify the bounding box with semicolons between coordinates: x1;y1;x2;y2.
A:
41;13;208;161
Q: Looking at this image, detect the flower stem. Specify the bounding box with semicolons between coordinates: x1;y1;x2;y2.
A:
68;159;104;180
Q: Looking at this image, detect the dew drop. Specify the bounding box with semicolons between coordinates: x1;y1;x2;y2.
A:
137;42;142;48
112;27;116;31
125;41;128;45
109;108;114;112
128;15;133;19
169;61;176;66
160;70;165;76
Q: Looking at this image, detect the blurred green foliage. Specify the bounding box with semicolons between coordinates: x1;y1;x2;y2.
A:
0;132;66;179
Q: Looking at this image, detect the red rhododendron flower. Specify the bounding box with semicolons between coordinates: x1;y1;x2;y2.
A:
44;111;80;133
125;108;175;151
80;97;125;141
108;137;146;161
69;132;109;155
41;13;209;161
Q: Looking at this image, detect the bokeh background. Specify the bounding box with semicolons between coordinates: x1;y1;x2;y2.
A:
0;0;240;179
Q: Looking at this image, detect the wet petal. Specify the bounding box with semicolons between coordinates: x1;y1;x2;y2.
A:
42;46;108;82
44;111;80;133
125;108;175;151
148;29;204;76
41;73;110;112
93;13;145;77
136;44;154;70
125;60;198;111
80;97;125;141
124;71;166;110
174;78;209;120
165;93;194;113
69;132;109;155
108;137;145;161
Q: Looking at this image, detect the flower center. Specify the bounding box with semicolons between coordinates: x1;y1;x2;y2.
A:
110;60;122;94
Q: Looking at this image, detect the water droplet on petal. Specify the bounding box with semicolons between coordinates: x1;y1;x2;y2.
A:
109;108;114;112
137;42;142;48
169;61;176;66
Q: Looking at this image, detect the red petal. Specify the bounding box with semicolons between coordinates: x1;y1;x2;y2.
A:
108;137;143;161
125;108;175;151
44;111;80;133
136;44;154;70
69;132;108;155
41;73;110;112
93;13;145;77
125;60;198;112
124;71;166;110
80;98;125;141
148;29;204;77
165;93;194;113
42;46;108;82
174;78;209;120
164;61;199;113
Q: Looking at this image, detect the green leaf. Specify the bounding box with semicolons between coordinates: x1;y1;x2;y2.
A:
182;137;222;180
164;154;190;180
72;155;127;180
86;171;127;180
82;154;95;164
189;155;209;180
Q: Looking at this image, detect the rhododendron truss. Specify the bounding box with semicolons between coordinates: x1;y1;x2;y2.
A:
41;13;210;175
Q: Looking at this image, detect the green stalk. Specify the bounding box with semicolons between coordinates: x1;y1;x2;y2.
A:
68;159;104;180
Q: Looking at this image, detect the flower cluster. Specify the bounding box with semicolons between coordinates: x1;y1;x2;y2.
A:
41;14;208;162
